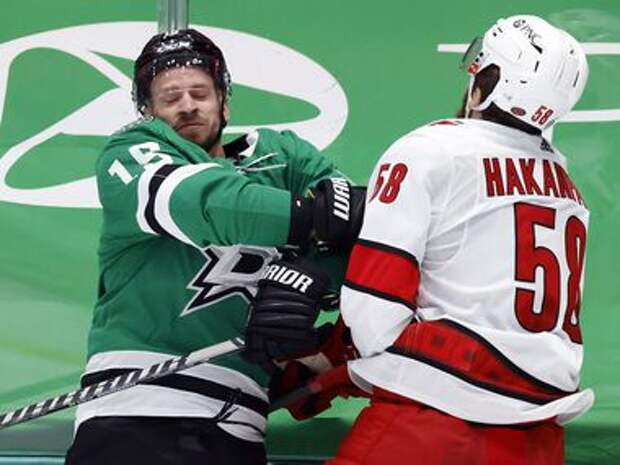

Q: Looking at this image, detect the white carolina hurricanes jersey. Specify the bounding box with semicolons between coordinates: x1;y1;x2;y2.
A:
342;118;594;425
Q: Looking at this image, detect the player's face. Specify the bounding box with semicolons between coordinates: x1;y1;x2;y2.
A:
147;66;229;154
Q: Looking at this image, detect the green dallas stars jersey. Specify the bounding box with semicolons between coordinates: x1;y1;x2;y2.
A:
76;117;347;441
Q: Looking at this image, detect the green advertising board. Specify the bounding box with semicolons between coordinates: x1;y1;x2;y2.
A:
0;1;618;464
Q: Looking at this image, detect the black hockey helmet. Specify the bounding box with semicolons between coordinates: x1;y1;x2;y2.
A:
133;28;232;114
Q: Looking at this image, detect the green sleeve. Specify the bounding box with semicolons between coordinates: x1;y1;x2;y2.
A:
97;124;291;250
166;164;291;246
278;130;349;194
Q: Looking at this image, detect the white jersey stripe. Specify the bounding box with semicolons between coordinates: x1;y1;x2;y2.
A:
83;349;268;401
74;383;267;442
153;163;220;247
77;349;268;442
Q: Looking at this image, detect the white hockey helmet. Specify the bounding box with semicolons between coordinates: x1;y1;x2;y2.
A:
461;15;588;129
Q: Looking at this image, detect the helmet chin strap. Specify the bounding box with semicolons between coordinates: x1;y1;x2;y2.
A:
464;77;475;119
218;98;228;136
207;98;228;153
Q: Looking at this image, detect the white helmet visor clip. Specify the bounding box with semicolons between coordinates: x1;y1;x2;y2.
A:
460;36;484;74
460;36;494;116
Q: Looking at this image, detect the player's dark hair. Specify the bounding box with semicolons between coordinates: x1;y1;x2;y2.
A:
457;65;541;135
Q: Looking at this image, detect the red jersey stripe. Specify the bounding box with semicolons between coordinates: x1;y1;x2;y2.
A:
389;320;573;404
346;240;420;307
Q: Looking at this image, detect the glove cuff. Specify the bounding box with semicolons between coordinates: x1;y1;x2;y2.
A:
311;178;366;253
261;257;332;301
287;195;313;247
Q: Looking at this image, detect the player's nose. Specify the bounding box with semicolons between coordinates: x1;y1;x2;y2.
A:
177;91;198;114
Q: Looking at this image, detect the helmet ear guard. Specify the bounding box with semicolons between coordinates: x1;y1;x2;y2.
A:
461;15;589;129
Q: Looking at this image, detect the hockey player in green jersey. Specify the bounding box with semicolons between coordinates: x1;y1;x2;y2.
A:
64;29;365;465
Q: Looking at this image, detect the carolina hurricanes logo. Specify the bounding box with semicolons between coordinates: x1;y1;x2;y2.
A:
0;22;348;208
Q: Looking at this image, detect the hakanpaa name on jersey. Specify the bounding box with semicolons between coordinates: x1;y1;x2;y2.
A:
342;118;594;426
483;156;585;206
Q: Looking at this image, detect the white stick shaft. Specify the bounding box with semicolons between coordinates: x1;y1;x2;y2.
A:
0;337;244;429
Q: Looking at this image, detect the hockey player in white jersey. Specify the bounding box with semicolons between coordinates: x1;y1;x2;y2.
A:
325;15;592;465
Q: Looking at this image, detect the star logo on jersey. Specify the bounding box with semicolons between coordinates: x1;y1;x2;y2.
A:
181;245;280;317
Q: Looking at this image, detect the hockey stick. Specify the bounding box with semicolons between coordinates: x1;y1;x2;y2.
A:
0;337;245;430
268;379;322;413
268;364;350;413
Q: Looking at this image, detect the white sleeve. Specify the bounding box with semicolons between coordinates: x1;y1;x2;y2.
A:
341;133;453;357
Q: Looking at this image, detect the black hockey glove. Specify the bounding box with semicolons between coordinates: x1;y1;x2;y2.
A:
312;178;366;253
287;178;366;254
243;258;335;366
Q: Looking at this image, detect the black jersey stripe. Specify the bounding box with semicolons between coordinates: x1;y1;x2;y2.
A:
144;164;183;237
386;319;574;405
82;369;269;418
343;279;417;312
437;319;572;396
355;238;419;267
386;346;559;405
223;134;250;161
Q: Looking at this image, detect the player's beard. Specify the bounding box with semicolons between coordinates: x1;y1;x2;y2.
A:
196;100;226;154
202;125;223;153
202;109;226;154
176;114;223;154
203;105;227;154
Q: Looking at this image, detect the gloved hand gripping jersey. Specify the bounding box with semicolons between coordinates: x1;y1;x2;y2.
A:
312;178;367;252
288;178;366;253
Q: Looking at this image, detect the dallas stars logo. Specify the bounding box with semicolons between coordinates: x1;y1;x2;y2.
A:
180;245;279;317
